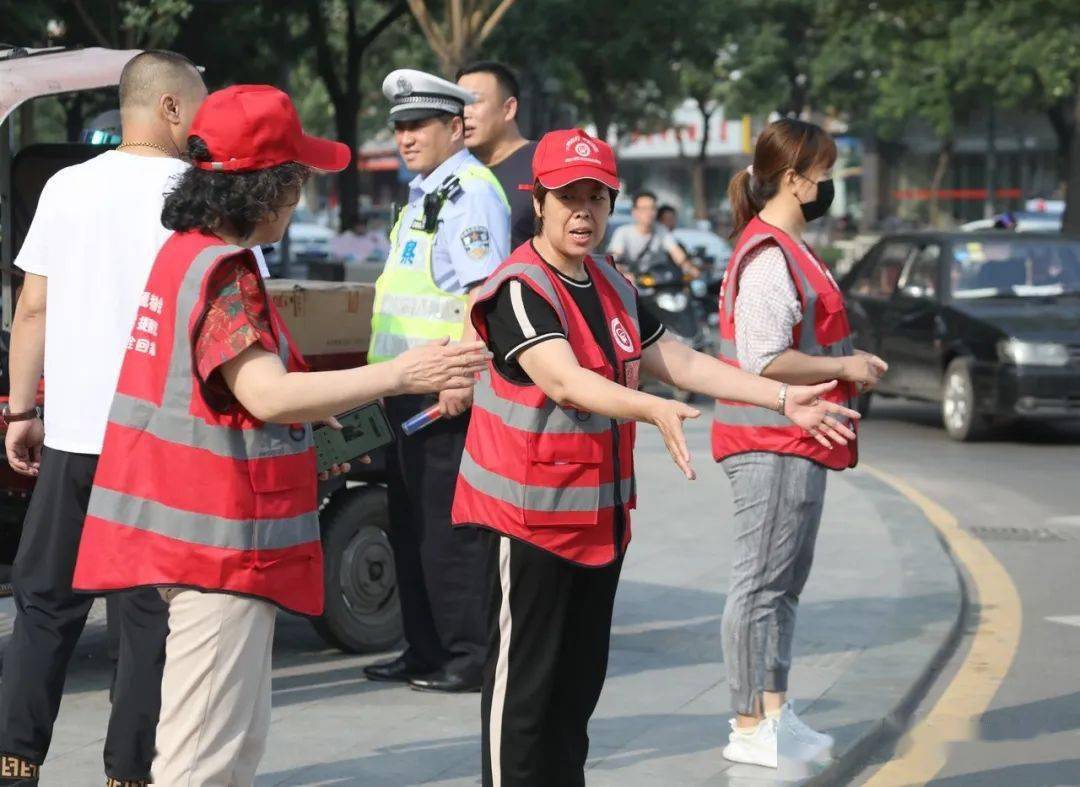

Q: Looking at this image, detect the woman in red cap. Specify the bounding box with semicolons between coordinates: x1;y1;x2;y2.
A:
451;128;859;787
71;85;491;786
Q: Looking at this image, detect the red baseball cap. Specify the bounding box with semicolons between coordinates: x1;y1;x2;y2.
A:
189;85;351;173
528;128;619;191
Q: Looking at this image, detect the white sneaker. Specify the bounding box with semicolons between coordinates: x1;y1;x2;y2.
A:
722;717;778;768
777;702;833;759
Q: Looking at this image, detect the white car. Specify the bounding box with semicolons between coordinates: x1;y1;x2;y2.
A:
960;211;1063;233
262;208;336;275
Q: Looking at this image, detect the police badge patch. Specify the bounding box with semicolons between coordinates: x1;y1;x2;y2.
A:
460;226;491;260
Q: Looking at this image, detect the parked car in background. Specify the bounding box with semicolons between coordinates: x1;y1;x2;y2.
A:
262;206;336;276
842;232;1080;440
960;211;1063;233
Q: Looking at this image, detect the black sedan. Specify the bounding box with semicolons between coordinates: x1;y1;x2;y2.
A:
841;232;1080;440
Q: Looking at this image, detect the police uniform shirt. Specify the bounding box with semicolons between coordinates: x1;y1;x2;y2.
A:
400;148;511;294
482;241;665;383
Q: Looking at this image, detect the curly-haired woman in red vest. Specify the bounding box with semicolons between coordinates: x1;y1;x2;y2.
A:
71;85;491;786
451;128;861;787
713;119;889;770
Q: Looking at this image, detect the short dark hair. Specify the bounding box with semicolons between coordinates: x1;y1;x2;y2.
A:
657;204;676;219
531;182;618;235
632;190;657;207
162;136;310;239
456;60;520;101
119;50;202;110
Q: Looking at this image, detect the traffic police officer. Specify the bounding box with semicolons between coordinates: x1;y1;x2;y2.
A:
364;69;510;693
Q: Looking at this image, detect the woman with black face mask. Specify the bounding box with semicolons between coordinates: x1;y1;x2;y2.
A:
712;119;889;771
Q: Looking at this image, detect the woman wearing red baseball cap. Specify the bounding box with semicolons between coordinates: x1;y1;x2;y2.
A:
71;85;491;786
450;128;859;786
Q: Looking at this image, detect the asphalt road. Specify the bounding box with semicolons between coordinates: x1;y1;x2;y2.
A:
853;396;1080;786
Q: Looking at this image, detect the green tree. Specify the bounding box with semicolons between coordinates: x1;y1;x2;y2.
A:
406;0;518;77
814;0;979;226
951;0;1080;232
481;0;688;141
304;0;410;230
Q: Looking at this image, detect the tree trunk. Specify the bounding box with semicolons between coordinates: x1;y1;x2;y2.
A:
691;107;714;221
1062;92;1080;235
928;139;952;228
336;98;360;232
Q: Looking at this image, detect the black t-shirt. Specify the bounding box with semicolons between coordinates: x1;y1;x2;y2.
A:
481;244;665;384
489;141;538;250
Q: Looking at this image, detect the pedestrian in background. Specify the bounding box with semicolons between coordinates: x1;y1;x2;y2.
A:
457;61;537;249
362;69;510;694
609;190;697;277
0;50;206;787
715;118;888;769
71;85;490;786
452;128;859;787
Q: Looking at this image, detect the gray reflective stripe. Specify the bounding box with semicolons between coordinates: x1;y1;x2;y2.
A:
163;244;245;411
723;235;826;357
476;263;569;330
473;376;625;435
110;394;309;460
460;453;633;512
713;401;792;427
718;338;738;358
591;259;640;333
378;292;465;323
160;244;313;457
370;331;426;360
88;487;320;551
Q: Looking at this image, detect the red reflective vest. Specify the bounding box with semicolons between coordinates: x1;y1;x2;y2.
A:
73;231;323;615
451;243;640;566
712;216;858;470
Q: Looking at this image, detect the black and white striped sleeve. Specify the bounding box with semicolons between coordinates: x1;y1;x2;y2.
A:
483;279;567;371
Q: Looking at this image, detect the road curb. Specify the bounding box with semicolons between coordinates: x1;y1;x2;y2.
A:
803;469;971;787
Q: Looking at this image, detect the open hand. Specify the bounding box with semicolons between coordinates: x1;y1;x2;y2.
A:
392;338;491;395
5;417;44;477
785;381;861;449
648;399;701;480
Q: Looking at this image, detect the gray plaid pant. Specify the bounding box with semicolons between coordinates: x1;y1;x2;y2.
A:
720;452;827;715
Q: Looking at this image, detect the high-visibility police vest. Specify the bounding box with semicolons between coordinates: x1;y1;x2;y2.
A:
367;164;509;364
73;231;323;615
712;216;858;470
451;242;640;566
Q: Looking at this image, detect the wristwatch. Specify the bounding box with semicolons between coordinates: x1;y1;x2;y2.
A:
1;405;41;425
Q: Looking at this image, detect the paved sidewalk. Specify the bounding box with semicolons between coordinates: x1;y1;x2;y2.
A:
6;417;961;785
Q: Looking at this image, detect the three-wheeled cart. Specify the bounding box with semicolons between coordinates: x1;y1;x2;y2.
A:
0;45;401;652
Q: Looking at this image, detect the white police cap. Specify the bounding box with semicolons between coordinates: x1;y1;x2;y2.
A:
383;68;475;123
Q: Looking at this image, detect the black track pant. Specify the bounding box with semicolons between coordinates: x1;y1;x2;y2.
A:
0;448;168;781
384;395;489;676
480;532;623;787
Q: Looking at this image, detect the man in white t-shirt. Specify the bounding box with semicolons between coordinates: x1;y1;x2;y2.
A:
0;50;207;787
609;190;697;277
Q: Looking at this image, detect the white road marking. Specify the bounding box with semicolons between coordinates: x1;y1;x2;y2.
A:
1046;615;1080;628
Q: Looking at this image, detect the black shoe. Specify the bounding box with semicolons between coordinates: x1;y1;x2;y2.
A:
409;667;482;693
363;654;433;683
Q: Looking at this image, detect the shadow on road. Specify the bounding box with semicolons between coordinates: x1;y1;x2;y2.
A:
926;758;1080;786
977;690;1080;741
868;399;1080;446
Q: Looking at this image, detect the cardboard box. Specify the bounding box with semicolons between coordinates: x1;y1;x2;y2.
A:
265;279;375;358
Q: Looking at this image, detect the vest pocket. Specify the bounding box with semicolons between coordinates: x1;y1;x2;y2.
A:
524;433;603;527
816;290;850;346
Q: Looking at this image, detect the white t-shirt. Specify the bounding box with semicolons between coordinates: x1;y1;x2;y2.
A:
15;150;269;455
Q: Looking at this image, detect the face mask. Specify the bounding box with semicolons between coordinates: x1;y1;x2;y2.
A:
799;178;834;222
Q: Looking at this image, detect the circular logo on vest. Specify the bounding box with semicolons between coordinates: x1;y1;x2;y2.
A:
289;425;307;442
610;316;634;354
